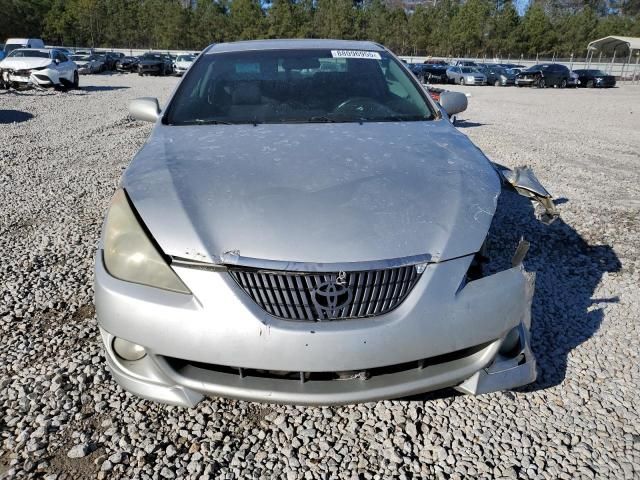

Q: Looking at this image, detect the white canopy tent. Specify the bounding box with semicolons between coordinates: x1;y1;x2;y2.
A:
586;36;640;82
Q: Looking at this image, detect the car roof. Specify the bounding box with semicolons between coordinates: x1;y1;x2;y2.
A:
204;39;385;55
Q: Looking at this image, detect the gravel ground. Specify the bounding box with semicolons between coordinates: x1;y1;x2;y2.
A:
1;74;639;480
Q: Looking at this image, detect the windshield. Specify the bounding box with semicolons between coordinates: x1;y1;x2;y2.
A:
177;55;194;62
142;54;162;60
167;49;434;125
460;67;478;73
8;49;50;58
72;55;91;61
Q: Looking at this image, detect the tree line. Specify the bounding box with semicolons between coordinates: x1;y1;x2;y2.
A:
1;0;639;58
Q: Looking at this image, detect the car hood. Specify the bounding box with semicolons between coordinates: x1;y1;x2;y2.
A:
0;57;51;70
122;121;501;266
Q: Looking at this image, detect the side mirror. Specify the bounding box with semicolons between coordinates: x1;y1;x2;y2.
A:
439;91;468;117
129;97;161;123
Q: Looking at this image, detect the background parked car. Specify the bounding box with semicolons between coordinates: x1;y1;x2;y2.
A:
419;64;449;84
0;48;78;89
447;66;487;85
0;44;5;61
453;60;478;67
98;51;123;71
116;56;139;72
407;63;429;82
568;70;579;88
497;63;525;69
3;38;45;57
138;52;173;76
57;48;75;58
516;63;571;88
573;69;616;88
174;54;195;76
480;65;515;86
95;54;109;71
72;54;105;74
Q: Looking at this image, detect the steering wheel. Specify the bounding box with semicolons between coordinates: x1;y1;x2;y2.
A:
333;97;390;116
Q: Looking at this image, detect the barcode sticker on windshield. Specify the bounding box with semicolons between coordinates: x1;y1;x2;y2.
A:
331;50;381;60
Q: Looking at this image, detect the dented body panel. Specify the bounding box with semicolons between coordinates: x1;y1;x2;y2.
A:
123;121;501;265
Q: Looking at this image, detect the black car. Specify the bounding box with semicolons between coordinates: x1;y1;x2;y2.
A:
106;52;124;70
95;51;122;70
480;65;516;86
408;63;448;84
496;63;524;70
515;63;571;88
116;56;139;72
572;69;616;88
137;52;173;76
421;64;449;84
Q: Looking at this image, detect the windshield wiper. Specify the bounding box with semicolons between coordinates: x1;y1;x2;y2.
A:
307;116;337;123
188;119;234;125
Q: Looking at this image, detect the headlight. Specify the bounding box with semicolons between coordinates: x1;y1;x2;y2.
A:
467;76;474;81
103;189;191;294
500;75;507;80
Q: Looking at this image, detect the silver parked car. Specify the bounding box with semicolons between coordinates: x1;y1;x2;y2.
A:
447;66;487;85
96;39;557;407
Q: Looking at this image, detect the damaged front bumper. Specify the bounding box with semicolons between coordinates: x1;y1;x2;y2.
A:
1;68;61;88
95;245;539;407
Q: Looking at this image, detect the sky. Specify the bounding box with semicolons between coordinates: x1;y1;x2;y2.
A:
515;0;530;15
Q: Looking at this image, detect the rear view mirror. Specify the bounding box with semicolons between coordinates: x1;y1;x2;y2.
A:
439;91;468;116
129;97;161;123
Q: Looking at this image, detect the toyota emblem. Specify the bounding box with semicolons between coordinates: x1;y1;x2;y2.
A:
312;272;352;319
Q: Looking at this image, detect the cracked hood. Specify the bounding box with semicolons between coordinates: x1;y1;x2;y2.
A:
122;120;500;265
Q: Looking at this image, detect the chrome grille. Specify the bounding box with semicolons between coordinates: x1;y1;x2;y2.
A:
229;265;422;321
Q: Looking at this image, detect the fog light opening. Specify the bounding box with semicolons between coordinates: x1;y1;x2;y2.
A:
499;326;523;358
112;337;147;361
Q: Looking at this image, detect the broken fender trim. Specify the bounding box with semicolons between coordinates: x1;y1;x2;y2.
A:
495;165;559;224
455;271;537;395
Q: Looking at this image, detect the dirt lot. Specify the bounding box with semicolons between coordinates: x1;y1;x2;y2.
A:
0;75;639;479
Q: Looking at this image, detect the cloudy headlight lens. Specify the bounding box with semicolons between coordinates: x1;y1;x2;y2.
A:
103;189;190;294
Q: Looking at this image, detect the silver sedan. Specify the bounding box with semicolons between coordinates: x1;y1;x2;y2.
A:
95;39;556;407
446;66;488;85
